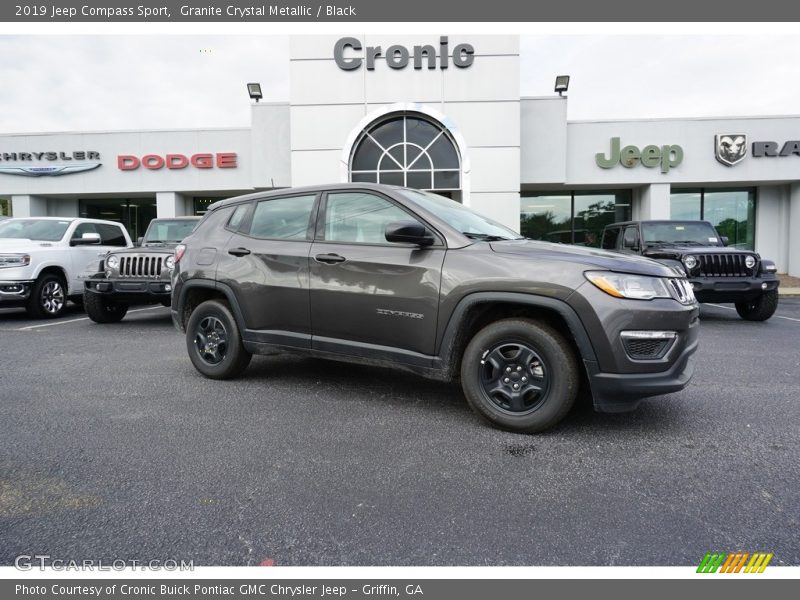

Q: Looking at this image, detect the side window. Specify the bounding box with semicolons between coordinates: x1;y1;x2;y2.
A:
324;192;416;244
72;223;98;239
623;226;640;249
248;195;315;240
96;224;127;246
601;227;619;250
226;204;250;231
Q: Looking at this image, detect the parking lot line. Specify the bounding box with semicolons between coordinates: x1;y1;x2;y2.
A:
16;306;167;331
705;303;800;323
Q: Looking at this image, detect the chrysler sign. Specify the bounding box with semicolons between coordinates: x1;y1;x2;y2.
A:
0;150;101;177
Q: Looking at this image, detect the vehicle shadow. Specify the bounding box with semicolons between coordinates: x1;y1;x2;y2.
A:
240;353;687;437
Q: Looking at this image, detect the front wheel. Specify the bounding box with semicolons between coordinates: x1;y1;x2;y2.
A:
26;273;68;319
735;289;778;321
84;291;128;323
186;300;251;379
460;319;579;433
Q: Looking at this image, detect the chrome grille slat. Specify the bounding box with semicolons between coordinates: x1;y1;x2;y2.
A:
117;253;165;279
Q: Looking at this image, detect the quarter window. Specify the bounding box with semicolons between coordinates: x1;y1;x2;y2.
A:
323;192;415;244
248;195;315;240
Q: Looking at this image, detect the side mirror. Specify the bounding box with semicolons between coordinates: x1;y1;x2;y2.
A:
720;236;729;246
136;237;144;247
71;232;101;246
623;236;639;252
385;220;435;247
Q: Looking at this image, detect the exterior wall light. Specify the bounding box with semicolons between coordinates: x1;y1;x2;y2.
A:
555;75;570;96
247;83;263;102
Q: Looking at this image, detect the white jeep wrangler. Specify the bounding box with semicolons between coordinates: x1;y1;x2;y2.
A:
0;217;132;318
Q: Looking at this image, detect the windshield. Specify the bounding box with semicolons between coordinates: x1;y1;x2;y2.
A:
641;222;722;247
0;219;70;241
398;189;522;241
143;219;198;244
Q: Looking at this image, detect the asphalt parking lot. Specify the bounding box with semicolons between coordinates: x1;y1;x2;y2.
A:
1;300;798;566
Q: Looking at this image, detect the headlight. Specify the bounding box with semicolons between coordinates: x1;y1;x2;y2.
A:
106;255;119;269
585;271;672;300
682;255;697;270
0;254;31;268
165;256;175;269
745;255;756;269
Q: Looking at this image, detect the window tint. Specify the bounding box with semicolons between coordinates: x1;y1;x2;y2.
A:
96;224;127;246
249;195;315;240
324;192;414;244
227;204;249;231
601;228;619;250
72;223;98;239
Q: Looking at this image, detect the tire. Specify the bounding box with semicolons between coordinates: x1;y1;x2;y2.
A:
25;273;68;319
735;289;778;321
83;291;128;323
460;318;579;433
186;300;251;379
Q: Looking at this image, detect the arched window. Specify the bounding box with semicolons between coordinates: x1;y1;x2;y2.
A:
349;113;461;191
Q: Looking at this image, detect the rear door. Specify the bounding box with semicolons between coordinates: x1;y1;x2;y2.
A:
216;193;318;348
308;189;446;359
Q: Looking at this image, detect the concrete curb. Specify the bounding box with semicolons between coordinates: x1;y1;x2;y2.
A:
779;287;800;297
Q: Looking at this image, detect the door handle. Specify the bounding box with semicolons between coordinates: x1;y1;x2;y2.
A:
314;253;346;264
228;247;251;257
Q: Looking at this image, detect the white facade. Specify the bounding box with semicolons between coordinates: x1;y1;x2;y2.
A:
1;34;800;275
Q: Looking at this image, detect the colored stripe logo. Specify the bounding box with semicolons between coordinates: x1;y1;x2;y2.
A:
697;552;773;573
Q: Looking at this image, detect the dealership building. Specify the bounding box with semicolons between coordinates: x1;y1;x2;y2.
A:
1;35;799;276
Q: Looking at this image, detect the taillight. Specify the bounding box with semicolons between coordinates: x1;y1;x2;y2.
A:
174;244;187;264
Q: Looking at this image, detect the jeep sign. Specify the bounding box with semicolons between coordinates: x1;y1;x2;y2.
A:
334;36;475;71
596;137;684;174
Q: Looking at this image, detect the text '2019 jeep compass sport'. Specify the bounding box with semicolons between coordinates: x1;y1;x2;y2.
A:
171;184;699;433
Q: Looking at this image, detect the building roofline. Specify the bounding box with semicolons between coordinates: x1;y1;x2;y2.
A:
0;126;252;138
567;113;800;125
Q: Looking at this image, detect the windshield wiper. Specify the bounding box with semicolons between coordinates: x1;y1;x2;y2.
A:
643;240;674;246
673;240;706;246
462;232;519;242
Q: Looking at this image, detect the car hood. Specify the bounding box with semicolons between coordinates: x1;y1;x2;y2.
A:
489;239;680;277
0;238;58;251
109;245;176;255
642;245;756;259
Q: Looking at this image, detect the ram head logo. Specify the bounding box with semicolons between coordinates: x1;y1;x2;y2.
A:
715;134;747;167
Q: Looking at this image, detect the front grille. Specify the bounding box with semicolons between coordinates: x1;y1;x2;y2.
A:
697;253;753;277
668;278;695;304
118;255;164;278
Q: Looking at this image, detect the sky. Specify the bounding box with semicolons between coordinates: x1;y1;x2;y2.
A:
1;34;800;134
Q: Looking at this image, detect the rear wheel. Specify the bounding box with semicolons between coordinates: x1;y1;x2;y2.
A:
735;289;778;321
84;291;128;323
186;300;251;379
460;319;579;433
26;273;67;319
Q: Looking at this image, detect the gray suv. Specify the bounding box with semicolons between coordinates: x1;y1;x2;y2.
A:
171;184;699;433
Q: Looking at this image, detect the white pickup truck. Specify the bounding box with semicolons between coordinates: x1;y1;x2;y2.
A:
0;217;132;318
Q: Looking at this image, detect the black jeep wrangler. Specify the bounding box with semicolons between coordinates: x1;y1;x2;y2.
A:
83;217;200;323
601;220;779;321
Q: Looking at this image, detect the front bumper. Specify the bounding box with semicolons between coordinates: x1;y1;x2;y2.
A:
84;276;173;303
586;314;699;413
691;274;779;303
0;280;34;303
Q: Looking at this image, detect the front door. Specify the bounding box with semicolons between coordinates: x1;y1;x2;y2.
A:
309;190;445;358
